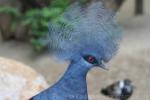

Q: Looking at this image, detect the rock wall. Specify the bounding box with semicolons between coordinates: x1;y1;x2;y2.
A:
0;57;48;100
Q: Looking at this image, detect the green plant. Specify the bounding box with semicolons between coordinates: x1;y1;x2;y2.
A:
0;0;88;51
22;0;70;51
0;6;20;17
0;0;70;51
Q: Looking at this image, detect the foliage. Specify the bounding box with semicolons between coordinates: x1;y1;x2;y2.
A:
0;0;71;51
23;7;68;50
0;0;90;51
0;6;20;17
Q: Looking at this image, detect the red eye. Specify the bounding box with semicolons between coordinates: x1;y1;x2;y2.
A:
83;55;98;65
88;56;95;63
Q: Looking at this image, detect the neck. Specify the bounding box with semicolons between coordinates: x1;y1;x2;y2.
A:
31;60;91;100
63;60;90;79
56;60;91;98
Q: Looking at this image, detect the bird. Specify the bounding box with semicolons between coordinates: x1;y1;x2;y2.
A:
30;1;122;100
101;79;135;100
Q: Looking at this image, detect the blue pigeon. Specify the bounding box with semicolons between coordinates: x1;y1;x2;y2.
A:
30;1;122;100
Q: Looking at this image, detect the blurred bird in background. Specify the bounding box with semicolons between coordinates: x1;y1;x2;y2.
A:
30;1;122;100
101;79;135;100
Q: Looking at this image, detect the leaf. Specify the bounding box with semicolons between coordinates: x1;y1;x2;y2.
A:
41;21;49;28
0;6;20;17
51;0;70;8
25;9;40;17
42;7;62;18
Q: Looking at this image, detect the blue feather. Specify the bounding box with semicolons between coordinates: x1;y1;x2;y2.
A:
31;1;122;100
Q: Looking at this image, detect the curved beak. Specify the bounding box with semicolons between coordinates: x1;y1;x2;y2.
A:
98;61;109;70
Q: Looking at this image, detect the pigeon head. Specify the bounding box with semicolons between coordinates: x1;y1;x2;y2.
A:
48;1;122;69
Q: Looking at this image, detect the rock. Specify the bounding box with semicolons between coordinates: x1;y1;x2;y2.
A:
0;57;48;100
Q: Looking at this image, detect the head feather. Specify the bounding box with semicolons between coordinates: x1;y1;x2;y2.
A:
48;1;122;62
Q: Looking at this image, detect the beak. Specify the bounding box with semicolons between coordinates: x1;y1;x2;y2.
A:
98;60;109;70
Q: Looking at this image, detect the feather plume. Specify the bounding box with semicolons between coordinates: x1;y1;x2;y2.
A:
48;1;122;62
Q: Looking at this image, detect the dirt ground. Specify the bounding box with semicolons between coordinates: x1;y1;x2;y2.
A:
0;0;150;100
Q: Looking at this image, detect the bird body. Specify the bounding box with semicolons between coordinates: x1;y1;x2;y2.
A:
30;1;122;100
101;79;134;100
